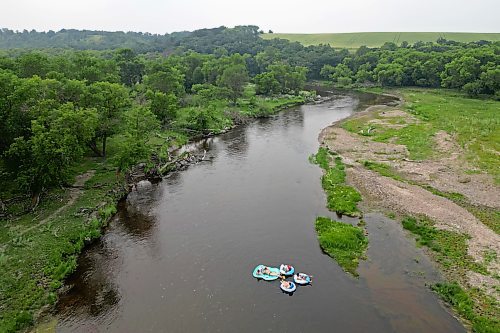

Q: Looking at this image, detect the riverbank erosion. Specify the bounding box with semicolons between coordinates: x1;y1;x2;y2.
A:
319;88;499;331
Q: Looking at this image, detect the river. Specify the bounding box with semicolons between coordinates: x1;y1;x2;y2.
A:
55;92;464;332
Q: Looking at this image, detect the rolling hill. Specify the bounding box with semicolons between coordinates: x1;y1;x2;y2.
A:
261;32;500;49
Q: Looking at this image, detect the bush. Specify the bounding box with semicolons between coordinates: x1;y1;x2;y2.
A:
463;81;483;97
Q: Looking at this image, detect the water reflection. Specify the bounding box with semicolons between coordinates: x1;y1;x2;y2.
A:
120;183;159;241
221;127;249;158
355;92;399;110
56;190;161;324
56;238;121;320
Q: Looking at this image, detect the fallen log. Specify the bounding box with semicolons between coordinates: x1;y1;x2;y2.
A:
159;151;191;175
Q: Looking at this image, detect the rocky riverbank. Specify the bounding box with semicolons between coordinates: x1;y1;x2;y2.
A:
319;88;499;331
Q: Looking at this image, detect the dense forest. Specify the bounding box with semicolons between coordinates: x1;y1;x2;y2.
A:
1;26;499;201
1;25;498;202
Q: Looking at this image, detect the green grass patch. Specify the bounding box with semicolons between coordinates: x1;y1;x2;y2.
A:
324;184;362;217
403;89;500;182
372;123;435;160
401;216;486;275
421;185;466;202
465;205;500;235
309;146;331;170
315;216;368;276
432;283;499;333
402;216;499;332
311;148;362;216
262;32;500;48
362;160;404;181
342;118;436;160
340;116;373;136
344;88;500;180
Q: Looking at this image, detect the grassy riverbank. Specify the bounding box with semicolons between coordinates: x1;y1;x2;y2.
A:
0;161;125;332
345;88;500;181
402;216;499;332
0;93;306;333
322;87;499;332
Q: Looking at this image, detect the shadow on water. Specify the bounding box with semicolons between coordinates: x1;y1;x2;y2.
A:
55;91;464;333
55;186;159;330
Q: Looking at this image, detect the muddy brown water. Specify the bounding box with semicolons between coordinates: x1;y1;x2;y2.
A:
55;92;465;332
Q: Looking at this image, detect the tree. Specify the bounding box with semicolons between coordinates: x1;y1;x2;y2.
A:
374;63;405;86
255;47;281;72
478;63;500;95
355;63;374;84
67;51;120;83
381;42;398;51
185;103;221;133
218;64;249;103
191;83;231;102
114;106;160;170
285;67;308;94
254;72;280;95
174;52;210;90
329;63;353;83
267;63;307;94
16;52;50;78
463;81;483;97
145;90;178;124
115;48;145;86
320;64;336;80
411;58;443;87
4;103;97;195
143;64;185;96
85;82;130;157
441;56;481;89
0;75;60;153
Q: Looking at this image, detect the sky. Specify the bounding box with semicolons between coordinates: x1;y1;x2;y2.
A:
2;0;499;34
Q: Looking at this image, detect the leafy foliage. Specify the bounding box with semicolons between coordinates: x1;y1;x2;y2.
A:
218;64;249;102
4;103;97;193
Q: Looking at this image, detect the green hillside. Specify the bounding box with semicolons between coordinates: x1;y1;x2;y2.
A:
262;32;500;48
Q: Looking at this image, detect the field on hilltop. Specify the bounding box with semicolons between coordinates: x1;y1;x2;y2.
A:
262;32;500;48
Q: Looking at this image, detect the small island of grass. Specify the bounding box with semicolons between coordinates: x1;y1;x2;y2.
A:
315;216;368;276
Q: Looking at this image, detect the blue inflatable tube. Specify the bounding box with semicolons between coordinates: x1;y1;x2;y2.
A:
293;273;312;285
252;265;280;281
280;281;297;293
280;264;294;276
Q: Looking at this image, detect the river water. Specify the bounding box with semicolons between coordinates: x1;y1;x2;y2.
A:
55;92;464;332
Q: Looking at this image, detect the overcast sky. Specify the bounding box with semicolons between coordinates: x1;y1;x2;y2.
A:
2;0;499;34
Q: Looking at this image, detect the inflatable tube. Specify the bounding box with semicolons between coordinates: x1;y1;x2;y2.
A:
280;281;297;293
279;264;294;276
252;265;280;281
293;273;312;285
